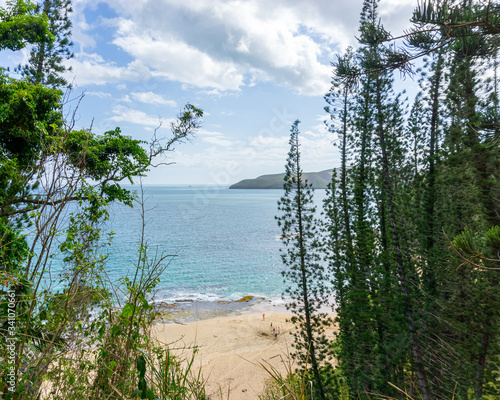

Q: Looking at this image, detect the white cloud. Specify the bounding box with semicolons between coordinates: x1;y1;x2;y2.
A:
64;0;414;184
67;52;146;86
250;135;288;148
85;91;112;98
202;137;234;147
70;0;416;95
131;91;177;107
0;0;419;99
174;122;337;176
109;105;173;127
304;115;329;137
200;88;233;97
71;14;96;50
111;23;245;91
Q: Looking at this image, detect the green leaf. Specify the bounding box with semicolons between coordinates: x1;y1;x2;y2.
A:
121;303;135;318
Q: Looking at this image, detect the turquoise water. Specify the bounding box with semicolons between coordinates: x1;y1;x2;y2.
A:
105;186;296;307
105;186;327;311
31;185;327;320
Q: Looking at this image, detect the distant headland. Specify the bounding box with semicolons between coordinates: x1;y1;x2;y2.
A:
229;169;334;189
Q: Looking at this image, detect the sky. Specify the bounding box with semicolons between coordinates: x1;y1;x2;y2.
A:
1;0;419;185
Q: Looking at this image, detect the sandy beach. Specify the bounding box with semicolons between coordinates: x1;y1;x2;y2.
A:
152;311;336;399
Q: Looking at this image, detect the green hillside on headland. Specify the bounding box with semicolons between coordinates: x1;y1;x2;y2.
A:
229;169;334;189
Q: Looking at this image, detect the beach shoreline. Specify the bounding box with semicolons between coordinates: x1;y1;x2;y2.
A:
153;295;291;324
152;311;336;400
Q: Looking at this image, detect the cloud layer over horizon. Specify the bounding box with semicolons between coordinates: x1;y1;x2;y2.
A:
70;0;415;96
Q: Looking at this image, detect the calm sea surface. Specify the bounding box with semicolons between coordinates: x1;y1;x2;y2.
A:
104;186;326;311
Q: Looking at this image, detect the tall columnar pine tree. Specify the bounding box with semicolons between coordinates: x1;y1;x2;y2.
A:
322;0;500;397
340;0;421;396
17;0;73;87
394;14;473;393
324;46;357;253
323;47;358;318
416;48;446;302
324;48;359;394
439;6;500;397
325;0;436;397
402;43;471;399
324;44;387;396
277;120;330;400
359;1;442;398
376;0;499;397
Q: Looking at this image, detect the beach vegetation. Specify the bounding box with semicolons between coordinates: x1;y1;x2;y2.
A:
276;120;332;399
319;0;500;398
0;1;204;399
274;0;499;398
1;0;500;399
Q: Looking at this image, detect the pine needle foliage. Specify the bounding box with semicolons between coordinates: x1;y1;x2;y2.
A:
323;1;500;399
17;0;73;88
276;120;331;399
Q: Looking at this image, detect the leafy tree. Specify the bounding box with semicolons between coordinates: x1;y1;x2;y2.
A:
277;120;330;399
17;0;73;87
0;0;51;52
0;2;204;397
0;100;202;397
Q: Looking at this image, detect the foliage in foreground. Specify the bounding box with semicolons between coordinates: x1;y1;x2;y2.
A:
320;0;500;399
259;354;347;400
0;1;205;399
276;120;332;399
275;0;500;399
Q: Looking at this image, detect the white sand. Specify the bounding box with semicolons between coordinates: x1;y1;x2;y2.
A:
152;311;335;399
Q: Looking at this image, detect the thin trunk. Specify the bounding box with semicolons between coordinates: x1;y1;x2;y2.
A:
355;82;371;278
341;86;353;252
474;311;492;399
294;136;325;400
35;0;51;84
375;76;432;400
425;49;445;392
354;83;377;393
425;51;443;261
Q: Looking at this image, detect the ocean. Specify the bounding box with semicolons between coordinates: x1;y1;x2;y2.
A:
102;185;326;321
